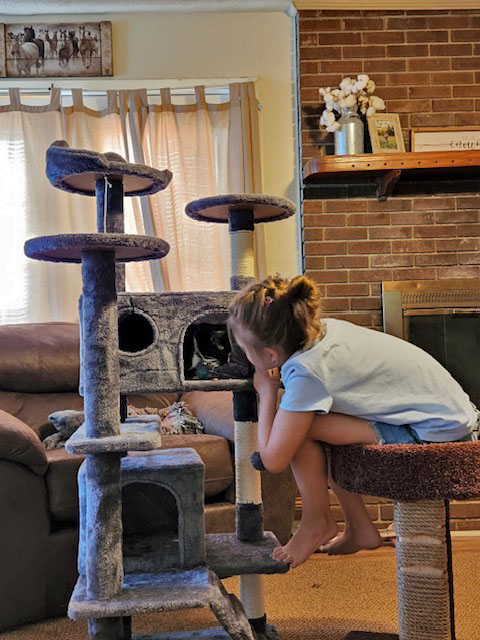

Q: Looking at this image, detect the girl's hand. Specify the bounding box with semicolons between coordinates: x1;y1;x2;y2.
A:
253;367;281;399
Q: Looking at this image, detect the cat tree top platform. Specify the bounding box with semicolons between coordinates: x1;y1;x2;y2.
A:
24;233;170;263
185;193;296;224
46;140;172;197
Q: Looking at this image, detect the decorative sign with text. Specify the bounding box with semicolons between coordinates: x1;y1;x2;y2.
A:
411;127;480;153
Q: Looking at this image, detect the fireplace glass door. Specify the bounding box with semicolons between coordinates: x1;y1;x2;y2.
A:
382;280;480;408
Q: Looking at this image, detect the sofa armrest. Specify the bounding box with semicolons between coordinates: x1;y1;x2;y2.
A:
0;459;50;629
0;409;48;476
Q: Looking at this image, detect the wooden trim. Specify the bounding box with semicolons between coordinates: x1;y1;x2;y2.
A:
304;150;480;199
383;279;480;293
295;1;480;8
304;150;480;178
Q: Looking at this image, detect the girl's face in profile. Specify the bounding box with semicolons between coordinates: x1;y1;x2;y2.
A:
230;322;286;372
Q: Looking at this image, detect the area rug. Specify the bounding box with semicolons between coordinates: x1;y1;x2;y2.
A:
1;540;478;640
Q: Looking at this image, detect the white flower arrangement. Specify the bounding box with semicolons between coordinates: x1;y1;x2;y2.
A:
319;74;386;133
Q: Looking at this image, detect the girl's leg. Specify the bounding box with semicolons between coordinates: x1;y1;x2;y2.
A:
274;413;382;567
319;475;382;555
272;436;338;568
309;412;382;556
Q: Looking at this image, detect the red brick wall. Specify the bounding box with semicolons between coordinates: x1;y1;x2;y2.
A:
300;9;480;328
299;9;480;531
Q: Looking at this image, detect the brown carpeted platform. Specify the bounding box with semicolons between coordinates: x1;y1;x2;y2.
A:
1;539;478;640
329;441;480;501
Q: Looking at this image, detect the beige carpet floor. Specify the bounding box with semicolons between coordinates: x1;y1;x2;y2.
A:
1;539;479;640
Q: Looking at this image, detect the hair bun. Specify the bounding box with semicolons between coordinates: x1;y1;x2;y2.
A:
286;276;315;303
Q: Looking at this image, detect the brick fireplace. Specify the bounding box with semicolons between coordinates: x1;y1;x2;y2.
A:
299;8;480;531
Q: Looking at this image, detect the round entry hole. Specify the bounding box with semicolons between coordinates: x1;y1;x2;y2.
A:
118;312;155;353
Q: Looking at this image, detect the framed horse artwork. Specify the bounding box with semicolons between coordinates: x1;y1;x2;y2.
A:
0;21;113;78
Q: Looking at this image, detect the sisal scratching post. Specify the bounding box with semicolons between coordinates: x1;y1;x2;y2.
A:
228;208;255;291
394;500;453;640
234;389;266;633
186;193;295;637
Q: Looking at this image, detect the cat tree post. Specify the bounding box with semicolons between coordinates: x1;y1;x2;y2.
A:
81;249;123;601
95;176;125;291
185;194;295;635
95;175;127;417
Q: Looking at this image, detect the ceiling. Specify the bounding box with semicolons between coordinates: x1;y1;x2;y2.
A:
0;0;293;15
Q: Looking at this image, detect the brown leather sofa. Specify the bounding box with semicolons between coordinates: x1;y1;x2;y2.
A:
0;322;296;631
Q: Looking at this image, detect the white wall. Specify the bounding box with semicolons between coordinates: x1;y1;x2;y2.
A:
2;10;300;277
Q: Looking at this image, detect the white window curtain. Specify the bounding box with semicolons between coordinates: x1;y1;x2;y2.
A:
0;81;264;325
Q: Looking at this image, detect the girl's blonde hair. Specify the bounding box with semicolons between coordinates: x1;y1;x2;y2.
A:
228;274;323;357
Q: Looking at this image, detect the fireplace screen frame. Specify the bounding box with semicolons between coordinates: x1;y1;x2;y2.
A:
382;279;480;340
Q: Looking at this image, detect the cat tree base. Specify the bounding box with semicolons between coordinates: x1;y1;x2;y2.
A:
131;624;282;640
70;568;258;640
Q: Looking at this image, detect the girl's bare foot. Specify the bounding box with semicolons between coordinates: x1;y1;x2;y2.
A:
319;526;382;555
272;517;338;568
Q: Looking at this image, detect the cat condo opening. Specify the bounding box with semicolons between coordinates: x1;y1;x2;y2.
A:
382;279;480;408
122;482;180;573
118;310;157;353
183;319;231;380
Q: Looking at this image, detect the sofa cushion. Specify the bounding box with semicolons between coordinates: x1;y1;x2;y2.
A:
0;409;48;476
181;391;235;442
0;323;80;393
45;433;234;524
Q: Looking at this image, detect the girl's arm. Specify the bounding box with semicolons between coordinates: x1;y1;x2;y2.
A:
254;369;315;474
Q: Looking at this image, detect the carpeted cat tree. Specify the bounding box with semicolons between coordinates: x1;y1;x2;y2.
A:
25;141;295;640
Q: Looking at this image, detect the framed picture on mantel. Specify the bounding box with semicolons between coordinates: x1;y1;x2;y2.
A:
367;113;405;154
411;127;480;153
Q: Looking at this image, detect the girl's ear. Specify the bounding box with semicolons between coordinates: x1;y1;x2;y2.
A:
264;345;285;368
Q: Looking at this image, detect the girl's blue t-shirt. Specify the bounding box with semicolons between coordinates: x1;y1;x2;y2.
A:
279;318;477;442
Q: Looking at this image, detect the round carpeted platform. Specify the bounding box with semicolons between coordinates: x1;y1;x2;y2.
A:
329;441;480;502
24;233;170;263
46;140;172;197
185;194;296;224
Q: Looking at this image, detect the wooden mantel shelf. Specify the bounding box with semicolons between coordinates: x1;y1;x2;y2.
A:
303;150;480;200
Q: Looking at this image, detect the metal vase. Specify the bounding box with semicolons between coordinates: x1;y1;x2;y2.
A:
334;107;364;156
